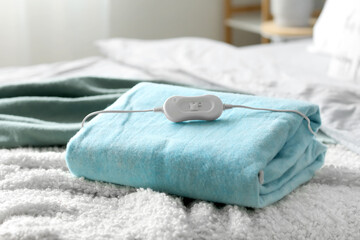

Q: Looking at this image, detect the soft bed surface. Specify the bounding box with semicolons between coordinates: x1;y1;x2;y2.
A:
0;144;359;239
66;82;326;208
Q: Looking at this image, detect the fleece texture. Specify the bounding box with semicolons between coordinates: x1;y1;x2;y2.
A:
0;144;359;239
66;82;327;208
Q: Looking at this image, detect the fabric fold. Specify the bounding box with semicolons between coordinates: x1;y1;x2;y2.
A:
0;77;146;147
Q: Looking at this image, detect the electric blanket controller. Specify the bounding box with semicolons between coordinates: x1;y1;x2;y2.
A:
163;95;223;122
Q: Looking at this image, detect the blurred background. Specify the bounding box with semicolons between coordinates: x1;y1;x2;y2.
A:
0;0;325;67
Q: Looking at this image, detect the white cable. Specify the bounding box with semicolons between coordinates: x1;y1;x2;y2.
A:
81;109;158;128
80;95;316;136
223;104;316;135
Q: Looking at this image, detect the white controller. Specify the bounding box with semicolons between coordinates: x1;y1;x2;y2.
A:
162;95;224;122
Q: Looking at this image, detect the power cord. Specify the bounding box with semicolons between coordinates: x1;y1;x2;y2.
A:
81;95;316;135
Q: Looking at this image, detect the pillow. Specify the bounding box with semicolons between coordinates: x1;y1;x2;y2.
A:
96;37;245;90
312;0;360;81
96;37;237;89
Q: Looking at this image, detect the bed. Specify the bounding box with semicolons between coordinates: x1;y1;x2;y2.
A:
1;3;360;237
0;37;359;239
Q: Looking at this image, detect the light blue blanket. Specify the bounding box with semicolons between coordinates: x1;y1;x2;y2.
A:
66;82;327;208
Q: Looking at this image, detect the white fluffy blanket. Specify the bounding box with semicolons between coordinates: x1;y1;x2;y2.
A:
0;144;359;239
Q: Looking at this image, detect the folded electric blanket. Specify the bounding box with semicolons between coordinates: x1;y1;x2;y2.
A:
67;82;326;208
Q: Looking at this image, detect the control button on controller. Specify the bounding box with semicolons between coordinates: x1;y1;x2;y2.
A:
189;102;200;111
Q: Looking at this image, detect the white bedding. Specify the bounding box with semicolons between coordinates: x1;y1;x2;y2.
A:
1;39;360;239
0;57;153;85
0;56;216;90
1;145;359;239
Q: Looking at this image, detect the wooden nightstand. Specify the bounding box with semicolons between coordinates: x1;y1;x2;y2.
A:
224;0;321;44
224;0;261;44
261;18;317;42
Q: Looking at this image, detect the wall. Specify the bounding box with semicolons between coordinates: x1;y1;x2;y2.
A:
0;0;325;67
0;0;110;67
109;0;223;40
0;0;265;67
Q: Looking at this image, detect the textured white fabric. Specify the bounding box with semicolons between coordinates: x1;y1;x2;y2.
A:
0;57;152;85
312;0;360;81
0;144;359;239
0;56;217;90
